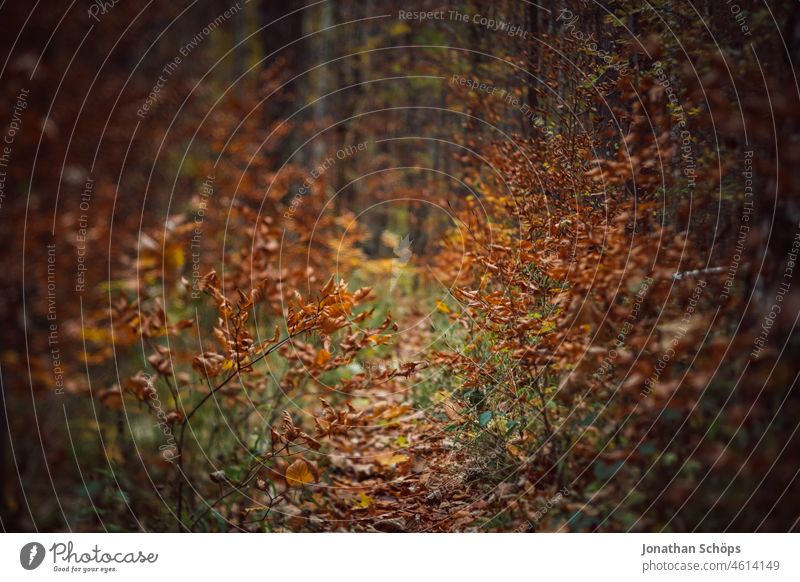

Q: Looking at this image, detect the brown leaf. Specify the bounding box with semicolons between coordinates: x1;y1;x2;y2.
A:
285;458;316;488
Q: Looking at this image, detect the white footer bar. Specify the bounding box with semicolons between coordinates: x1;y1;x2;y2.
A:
1;533;797;581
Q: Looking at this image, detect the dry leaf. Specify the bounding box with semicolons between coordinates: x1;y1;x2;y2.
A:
315;348;331;366
376;452;410;467
285;458;316;487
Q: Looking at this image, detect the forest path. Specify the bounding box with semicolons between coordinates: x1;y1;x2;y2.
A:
316;310;499;532
320;383;489;532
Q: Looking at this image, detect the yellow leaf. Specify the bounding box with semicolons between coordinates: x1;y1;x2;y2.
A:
487;416;509;435
433;390;450;404
166;245;185;270
82;327;111;343
285;459;316;488
435;300;451;314
376;452;410;467
389;21;411;37
354;492;373;509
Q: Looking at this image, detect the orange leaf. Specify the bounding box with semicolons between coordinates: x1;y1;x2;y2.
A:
285;458;316;488
315;348;331;366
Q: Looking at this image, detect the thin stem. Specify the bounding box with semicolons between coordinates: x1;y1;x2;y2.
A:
175;326;313;531
189;443;289;529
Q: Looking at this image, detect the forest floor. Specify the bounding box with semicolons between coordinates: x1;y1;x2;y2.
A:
318;384;504;532
311;310;507;532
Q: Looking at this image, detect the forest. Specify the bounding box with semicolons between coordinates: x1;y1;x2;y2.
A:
1;0;799;533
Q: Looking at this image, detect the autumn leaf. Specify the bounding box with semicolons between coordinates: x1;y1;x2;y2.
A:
315;348;331;367
98;386;123;410
375;452;410;467
354;492;373;509
285;458;316;488
380;404;411;420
